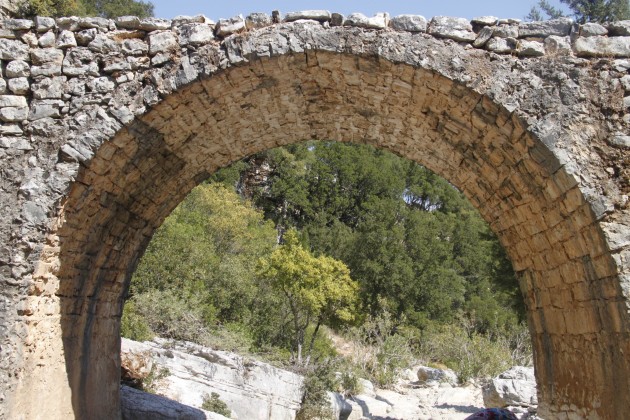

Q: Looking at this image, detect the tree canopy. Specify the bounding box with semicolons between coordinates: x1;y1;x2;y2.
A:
20;0;153;18
527;0;630;22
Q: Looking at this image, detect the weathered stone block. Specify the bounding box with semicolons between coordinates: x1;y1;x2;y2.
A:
7;77;28;94
148;31;178;55
519;18;573;37
574;36;630;57
122;38;148;56
245;13;272;30
544;35;572;56
35;16;56;32
30;47;64;66
6;59;30;77
389;15;427;32
215;15;246;37
428;16;476;42
473;26;494;47
519;40;545;57
139;17;171;31
3;19;33;31
486;37;517;54
579;22;607;37
344;13;388;30
115;16;140;30
284;10;331;23
56;30;77;48
38;31;56;48
608;20;630;36
0;38;28;60
178;23;214;46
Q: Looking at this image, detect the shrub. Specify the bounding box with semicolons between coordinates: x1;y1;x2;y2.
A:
296;361;337;420
120;300;154;342
202;392;231;417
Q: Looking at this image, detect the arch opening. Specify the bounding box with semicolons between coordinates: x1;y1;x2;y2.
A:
16;51;628;419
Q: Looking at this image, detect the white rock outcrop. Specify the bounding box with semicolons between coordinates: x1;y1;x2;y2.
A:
482;366;538;409
121;338;304;420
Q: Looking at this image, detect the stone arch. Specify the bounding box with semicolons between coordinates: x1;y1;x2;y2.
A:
1;18;629;420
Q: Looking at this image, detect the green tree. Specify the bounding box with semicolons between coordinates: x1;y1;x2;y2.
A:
257;229;359;365
527;0;630;22
19;0;153;17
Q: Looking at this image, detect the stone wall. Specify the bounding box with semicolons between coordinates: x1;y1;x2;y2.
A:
0;10;629;420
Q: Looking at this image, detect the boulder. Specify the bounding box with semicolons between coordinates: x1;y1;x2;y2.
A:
120;385;228;420
284;10;331;23
574;36;630;57
416;365;458;386
344;13;388;30
518;17;573;37
215;15;246;37
121;338;303;420
428;16;476;42
482;366;537;408
389;15;427;32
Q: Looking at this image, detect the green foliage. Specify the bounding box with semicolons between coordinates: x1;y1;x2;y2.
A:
527;0;630;22
257;229;359;365
18;0;153;17
201;392;231;417
143;366;170;394
418;323;514;383
120;300;153;342
296;361;337;420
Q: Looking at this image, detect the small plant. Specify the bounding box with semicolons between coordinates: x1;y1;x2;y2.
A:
338;370;363;397
296;361;337;420
202;392;231;418
143;366;170;394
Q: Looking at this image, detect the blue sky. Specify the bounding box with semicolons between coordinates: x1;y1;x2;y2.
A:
151;1;571;22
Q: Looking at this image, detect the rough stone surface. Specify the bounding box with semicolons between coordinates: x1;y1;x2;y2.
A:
483;367;538;409
344;12;388;30
580;22;608;37
518;18;573;38
284;10;331;23
121;386;228;420
122;338;303;420
0;12;628;420
246;12;272;30
609;20;630;36
417;365;459;385
428;16;476;42
215;15;246;37
388;14;427;33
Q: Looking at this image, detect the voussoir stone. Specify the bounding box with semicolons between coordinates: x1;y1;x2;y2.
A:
574;36;630;57
389;15;427;32
284;10;331;23
0;38;29;60
344;13;389;30
519;17;573;38
428;16;476;42
215;15;246;37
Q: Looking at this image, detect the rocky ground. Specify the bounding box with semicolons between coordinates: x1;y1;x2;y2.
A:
121;338;537;419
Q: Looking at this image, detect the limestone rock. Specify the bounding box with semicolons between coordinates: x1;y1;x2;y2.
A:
344;13;389;30
30;48;64;66
121;338;304;420
115;16;140;30
518;18;573;37
56;16;80;31
171;15;209;27
178;23;215;46
284;10;331;23
417;365;458;385
7;77;28;94
580;22;608;37
544;35;572;55
482;366;537;408
608;20;630;36
5;60;29;78
38;31;56;48
139;17;171;31
122;38;148;56
148;31;179;55
486;37;517;54
493;24;519;39
3;19;33;31
328;392;353;420
56;30;77;48
519;40;545;57
473;26;494;47
120;385;228;420
609;135;630;149
0;94;26;107
389;15;428;32
246;13;272;30
0;38;28;60
428;16;476;42
471;16;498;27
216;15;246;37
574;36;630;57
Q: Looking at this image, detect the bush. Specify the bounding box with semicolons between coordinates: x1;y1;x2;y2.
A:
202;392;231;417
296;361;337;420
120;300;154;342
418;324;512;383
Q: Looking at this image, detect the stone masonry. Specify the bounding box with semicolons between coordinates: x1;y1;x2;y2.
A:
0;9;629;420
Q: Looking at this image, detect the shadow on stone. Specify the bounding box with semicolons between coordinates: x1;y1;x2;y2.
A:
120;385;212;420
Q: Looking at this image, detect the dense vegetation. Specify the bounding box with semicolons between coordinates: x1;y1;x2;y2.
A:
527;0;630;22
18;0;154;18
123;141;531;389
